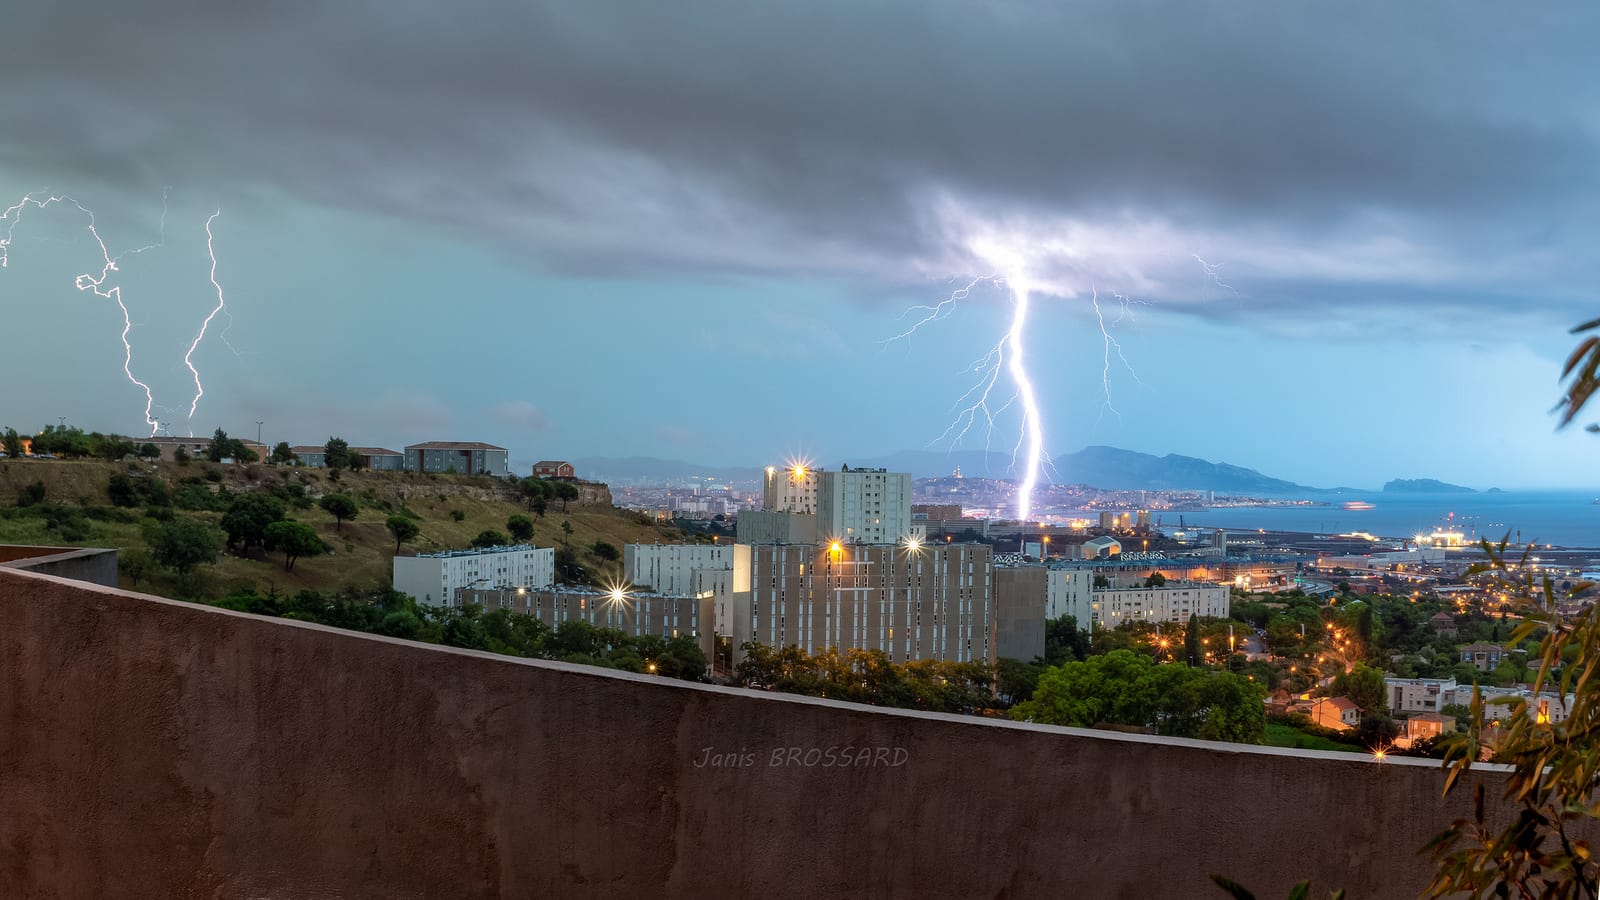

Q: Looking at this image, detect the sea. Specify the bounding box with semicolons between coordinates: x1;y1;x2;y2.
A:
1144;491;1600;550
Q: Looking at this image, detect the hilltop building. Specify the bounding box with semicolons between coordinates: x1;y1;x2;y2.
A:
139;435;267;463
532;460;575;479
404;442;509;477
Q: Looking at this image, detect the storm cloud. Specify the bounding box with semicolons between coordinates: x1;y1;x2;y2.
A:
4;1;1598;315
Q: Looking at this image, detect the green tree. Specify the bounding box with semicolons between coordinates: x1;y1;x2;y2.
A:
220;492;287;553
555;481;579;512
1042;616;1091;665
138;442;160;461
1330;663;1387;715
1;427;23;458
264;520;326;571
1185;613;1202;667
1145;571;1167;588
386;515;420;554
17;480;45;507
471;530;509;549
319;493;359;531
118;547;155;587
270;441;295;465
144;517;223;575
107;473;140;508
1012;649;1265;743
655;633;709;680
1093;573;1111;589
560;520;574;544
506;514;534;542
324;437;351;472
518;477;551;513
205;428;232;463
591;540;620;562
173;445;190;465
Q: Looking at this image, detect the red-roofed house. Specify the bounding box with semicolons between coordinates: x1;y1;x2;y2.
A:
532;460;575;479
1310;696;1360;731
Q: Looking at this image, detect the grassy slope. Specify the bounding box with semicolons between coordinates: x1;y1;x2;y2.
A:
1263;722;1366;754
0;457;683;600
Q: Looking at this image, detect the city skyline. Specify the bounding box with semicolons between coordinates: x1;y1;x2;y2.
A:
4;3;1600;489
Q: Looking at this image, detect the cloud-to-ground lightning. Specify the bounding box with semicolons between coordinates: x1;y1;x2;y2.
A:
887;272;1055;521
183;211;229;421
886;245;1180;520
0;191;235;435
2;192;161;433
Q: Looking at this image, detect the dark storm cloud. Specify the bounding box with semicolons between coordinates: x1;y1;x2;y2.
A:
5;1;1598;312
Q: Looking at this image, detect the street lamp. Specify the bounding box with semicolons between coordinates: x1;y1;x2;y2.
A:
256;420;264;446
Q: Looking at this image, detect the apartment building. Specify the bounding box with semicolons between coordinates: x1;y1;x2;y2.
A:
393;545;555;606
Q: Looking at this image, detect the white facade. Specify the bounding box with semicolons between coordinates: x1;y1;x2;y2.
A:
1384;677;1457;714
762;465;818;513
624;544;737;593
814;467;912;546
1043;566;1228;630
393;545;555;607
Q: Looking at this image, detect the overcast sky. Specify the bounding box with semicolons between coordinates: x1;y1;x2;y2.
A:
2;1;1599;488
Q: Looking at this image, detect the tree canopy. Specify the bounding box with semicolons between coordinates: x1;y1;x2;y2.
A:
1012;649;1265;743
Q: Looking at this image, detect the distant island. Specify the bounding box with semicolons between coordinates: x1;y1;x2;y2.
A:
1383;478;1476;494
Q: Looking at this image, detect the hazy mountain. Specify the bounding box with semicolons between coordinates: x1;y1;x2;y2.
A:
1048;446;1335;495
579;446;1393;494
1383;478;1477;494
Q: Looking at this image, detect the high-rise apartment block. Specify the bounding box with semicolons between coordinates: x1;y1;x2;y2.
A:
753;463;914;546
728;542;992;665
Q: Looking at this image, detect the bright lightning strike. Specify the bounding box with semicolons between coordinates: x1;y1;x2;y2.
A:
887;273;1053;521
184;211;228;422
0;191;235;436
886;263;1166;521
3;192;161;433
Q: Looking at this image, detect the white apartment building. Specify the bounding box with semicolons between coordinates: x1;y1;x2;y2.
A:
393;545;555;607
1042;566;1229;630
762;464;819;513
814;466;912;546
624;543;739;626
1384;677;1457;714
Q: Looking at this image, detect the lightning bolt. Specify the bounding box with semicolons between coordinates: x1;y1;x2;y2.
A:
1004;280;1044;521
1;191;235;436
1089;288;1146;426
183;211;228;423
3;192;161;433
886;274;1053;521
1193;253;1241;301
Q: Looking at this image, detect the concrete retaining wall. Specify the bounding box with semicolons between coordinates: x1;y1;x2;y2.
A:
0;566;1499;898
0;545;118;587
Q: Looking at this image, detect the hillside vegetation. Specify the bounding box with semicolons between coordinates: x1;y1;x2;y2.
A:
0;457;684;600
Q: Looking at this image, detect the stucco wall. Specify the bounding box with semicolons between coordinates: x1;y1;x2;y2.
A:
0;566;1503;899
